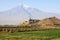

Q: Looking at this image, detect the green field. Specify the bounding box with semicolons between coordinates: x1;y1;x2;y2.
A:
0;28;60;40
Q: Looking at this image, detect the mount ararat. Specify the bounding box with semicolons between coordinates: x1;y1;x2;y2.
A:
0;4;60;25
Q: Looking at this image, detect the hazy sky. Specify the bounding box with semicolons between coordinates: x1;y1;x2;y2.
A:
0;0;60;14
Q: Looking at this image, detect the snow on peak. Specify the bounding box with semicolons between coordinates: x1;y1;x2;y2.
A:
21;4;30;9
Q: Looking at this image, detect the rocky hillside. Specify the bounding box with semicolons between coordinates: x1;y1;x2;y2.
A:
18;17;60;28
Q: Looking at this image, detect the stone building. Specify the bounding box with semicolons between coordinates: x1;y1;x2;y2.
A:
18;18;40;26
0;25;17;32
29;18;40;24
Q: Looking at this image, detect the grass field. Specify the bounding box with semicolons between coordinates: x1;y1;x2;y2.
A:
0;28;60;40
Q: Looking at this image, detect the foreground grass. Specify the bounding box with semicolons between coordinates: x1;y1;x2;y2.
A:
0;28;60;40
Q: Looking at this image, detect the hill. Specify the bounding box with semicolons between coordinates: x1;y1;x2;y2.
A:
19;16;60;28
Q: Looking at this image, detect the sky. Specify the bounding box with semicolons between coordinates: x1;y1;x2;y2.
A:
0;0;60;14
0;0;60;25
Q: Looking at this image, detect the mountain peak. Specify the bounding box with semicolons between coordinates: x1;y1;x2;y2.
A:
21;4;30;9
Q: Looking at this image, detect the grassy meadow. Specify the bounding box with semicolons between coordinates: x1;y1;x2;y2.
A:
0;28;60;40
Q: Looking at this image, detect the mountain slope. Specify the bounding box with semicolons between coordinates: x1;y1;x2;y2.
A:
0;5;30;25
27;8;60;19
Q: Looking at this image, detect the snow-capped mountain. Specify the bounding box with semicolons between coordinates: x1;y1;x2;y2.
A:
0;4;60;25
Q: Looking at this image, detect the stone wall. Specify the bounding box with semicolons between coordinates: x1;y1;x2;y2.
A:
0;27;17;33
